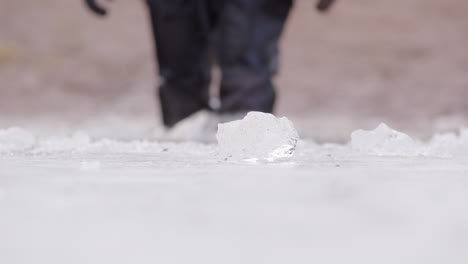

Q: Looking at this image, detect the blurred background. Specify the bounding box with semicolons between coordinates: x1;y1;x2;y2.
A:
0;0;467;141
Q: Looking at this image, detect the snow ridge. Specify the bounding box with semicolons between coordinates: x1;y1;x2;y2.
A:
1;122;468;159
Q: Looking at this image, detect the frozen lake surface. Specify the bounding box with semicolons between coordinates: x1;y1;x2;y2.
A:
2;0;468;262
1;124;468;264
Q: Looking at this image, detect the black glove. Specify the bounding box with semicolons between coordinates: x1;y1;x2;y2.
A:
317;0;336;12
84;0;109;16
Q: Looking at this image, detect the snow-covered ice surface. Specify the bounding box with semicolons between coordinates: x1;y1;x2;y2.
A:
2;0;468;261
1;123;468;264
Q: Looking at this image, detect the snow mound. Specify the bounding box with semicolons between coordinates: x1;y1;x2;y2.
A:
351;123;420;156
425;128;468;157
216;112;299;161
34;131;91;153
0;127;35;152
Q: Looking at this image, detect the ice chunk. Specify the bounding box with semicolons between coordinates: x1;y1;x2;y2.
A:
351;123;419;156
216;112;299;161
0;127;35;152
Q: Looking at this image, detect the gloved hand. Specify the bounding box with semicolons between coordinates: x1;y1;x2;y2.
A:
84;0;112;16
316;0;336;12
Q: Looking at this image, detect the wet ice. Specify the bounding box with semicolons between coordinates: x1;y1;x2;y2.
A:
216;112;299;161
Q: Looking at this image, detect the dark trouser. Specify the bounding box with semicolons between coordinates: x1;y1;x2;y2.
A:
146;0;292;127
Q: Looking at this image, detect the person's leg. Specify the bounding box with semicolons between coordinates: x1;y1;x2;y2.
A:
217;0;292;114
146;0;213;127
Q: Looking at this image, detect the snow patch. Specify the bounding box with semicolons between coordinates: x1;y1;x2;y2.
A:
0;127;35;152
351;123;420;156
34;131;91;153
216;112;299;161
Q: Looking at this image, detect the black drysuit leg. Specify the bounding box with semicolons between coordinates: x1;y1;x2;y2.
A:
146;0;292;126
218;0;292;114
146;0;215;127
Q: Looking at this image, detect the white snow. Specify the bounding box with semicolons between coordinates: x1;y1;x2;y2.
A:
216;112;299;161
426;128;468;157
34;131;91;154
0;127;35;152
1;123;468;264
